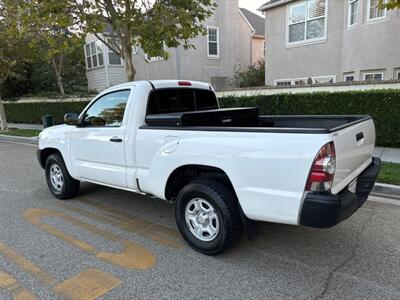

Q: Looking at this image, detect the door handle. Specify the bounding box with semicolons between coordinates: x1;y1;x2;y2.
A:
110;137;123;143
356;132;364;142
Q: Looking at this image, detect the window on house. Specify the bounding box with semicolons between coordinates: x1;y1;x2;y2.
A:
108;48;122;65
275;81;292;86
368;0;386;20
348;0;358;26
344;75;355;82
364;73;383;81
85;41;104;70
397;71;400;80
288;0;327;44
207;27;219;58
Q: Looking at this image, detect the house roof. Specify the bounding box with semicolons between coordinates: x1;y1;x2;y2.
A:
239;8;265;37
258;0;295;12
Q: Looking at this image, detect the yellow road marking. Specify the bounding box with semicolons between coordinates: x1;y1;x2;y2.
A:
0;241;122;299
23;208;156;269
0;242;57;286
53;268;121;300
56;197;184;249
0;270;38;300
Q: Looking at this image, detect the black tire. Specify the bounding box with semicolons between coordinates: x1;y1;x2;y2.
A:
45;153;80;200
175;178;242;255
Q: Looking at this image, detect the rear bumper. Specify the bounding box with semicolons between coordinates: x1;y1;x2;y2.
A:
300;157;381;228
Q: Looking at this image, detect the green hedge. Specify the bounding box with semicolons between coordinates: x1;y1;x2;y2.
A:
4;89;400;147
4;101;90;125
219;90;400;148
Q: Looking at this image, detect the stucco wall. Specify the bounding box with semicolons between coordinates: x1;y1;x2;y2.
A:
86;0;241;91
264;0;400;85
252;37;265;65
341;3;400;81
238;11;252;71
265;0;344;85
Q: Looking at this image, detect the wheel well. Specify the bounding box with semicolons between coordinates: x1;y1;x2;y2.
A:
164;165;235;201
39;148;61;168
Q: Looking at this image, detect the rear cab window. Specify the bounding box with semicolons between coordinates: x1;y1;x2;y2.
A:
147;88;219;115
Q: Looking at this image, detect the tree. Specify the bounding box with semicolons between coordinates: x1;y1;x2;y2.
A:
21;1;83;95
381;0;400;9
47;0;216;81
0;0;34;131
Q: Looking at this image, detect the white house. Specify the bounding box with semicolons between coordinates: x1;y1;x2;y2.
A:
84;0;265;91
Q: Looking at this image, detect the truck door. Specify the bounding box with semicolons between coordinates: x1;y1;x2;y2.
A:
70;89;132;188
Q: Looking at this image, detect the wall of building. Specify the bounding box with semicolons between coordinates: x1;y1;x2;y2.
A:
341;2;400;81
238;11;252;71
264;0;400;85
86;0;242;91
265;0;344;85
252;37;265;65
85;34;108;91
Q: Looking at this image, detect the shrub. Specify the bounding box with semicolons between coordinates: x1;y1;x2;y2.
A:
219;89;400;148
4;89;400;147
239;60;265;88
4;101;90;125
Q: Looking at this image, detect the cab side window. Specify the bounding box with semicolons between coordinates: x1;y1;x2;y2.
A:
82;90;130;127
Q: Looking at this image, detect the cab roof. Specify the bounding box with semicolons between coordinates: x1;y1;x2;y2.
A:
104;80;213;92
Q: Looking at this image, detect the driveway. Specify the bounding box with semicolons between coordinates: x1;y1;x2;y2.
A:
0;141;399;299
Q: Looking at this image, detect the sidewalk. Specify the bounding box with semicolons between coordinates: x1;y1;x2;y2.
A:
374;147;400;164
9;123;43;130
5;123;400;164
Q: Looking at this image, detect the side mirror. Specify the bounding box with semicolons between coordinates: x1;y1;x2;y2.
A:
64;113;80;126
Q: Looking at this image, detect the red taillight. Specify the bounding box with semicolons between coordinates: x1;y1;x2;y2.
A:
306;142;336;192
178;81;192;86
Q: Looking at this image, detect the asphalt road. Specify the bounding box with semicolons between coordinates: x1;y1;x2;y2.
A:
0;141;400;300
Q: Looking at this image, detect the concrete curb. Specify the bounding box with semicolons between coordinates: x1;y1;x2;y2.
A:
0;134;39;145
372;183;400;200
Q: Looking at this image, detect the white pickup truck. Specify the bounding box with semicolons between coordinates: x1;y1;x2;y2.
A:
37;80;381;255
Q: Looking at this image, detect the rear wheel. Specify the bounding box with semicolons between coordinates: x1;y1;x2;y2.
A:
175;178;242;255
45;153;80;199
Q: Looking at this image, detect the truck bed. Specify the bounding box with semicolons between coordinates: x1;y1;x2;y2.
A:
144;107;371;134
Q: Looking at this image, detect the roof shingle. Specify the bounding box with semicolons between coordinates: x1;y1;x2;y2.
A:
239;8;265;36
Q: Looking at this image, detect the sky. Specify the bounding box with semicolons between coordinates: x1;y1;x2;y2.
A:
238;0;267;16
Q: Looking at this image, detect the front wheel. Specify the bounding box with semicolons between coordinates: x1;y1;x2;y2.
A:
175;178;242;255
45;153;80;200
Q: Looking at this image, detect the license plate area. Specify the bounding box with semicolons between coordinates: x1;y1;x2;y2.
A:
348;179;358;194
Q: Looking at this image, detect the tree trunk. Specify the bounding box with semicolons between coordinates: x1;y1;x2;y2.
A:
51;56;65;95
123;46;136;81
0;92;9;132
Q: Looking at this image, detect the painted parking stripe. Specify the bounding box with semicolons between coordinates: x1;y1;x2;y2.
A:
53;268;121;300
63;196;185;249
0;242;57;286
23;208;156;270
0;241;122;299
0;270;38;300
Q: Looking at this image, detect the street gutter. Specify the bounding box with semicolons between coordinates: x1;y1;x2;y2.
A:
0;134;39;145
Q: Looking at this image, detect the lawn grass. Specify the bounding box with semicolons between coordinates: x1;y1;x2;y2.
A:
0;128;41;137
377;162;400;186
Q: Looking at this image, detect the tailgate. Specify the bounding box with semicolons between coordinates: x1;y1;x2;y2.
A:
331;117;376;194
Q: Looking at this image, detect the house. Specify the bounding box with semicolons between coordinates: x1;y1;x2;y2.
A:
259;0;400;86
239;8;266;69
85;1;265;91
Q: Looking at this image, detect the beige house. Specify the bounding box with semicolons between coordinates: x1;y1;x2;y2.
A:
239;8;266;69
259;0;400;86
85;1;265;91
